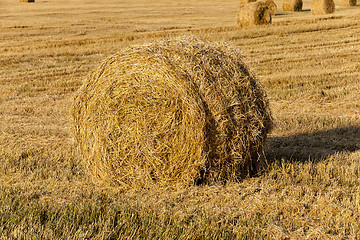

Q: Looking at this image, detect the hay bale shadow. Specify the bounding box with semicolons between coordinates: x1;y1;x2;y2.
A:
265;126;360;162
274;12;291;15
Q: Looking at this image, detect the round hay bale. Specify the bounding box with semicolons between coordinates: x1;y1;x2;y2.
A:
283;0;303;11
20;0;35;2
336;0;356;6
72;37;272;189
237;2;272;27
312;0;335;14
260;0;278;15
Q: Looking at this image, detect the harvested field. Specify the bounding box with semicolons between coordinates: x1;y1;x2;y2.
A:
0;0;360;238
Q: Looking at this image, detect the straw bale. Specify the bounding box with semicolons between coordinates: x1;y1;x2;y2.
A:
312;0;335;14
283;0;303;11
20;0;35;2
72;37;272;189
337;0;356;6
237;2;272;27
260;0;278;15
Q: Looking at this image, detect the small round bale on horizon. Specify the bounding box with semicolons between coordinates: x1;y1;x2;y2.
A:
20;0;35;2
237;1;272;27
72;37;272;190
312;0;335;14
260;0;278;15
336;0;357;6
283;0;303;11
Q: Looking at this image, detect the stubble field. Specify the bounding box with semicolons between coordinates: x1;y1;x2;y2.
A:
0;0;360;238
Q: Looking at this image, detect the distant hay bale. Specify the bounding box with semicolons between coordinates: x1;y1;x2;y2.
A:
20;0;35;2
240;0;257;4
312;0;335;14
337;0;356;6
260;0;278;15
283;0;303;11
237;2;272;27
72;37;272;189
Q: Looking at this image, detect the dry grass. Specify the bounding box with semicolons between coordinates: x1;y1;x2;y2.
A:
1;0;360;238
312;0;335;14
73;37;272;189
237;1;272;27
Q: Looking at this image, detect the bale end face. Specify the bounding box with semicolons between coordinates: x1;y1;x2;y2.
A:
237;1;272;27
72;37;272;189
